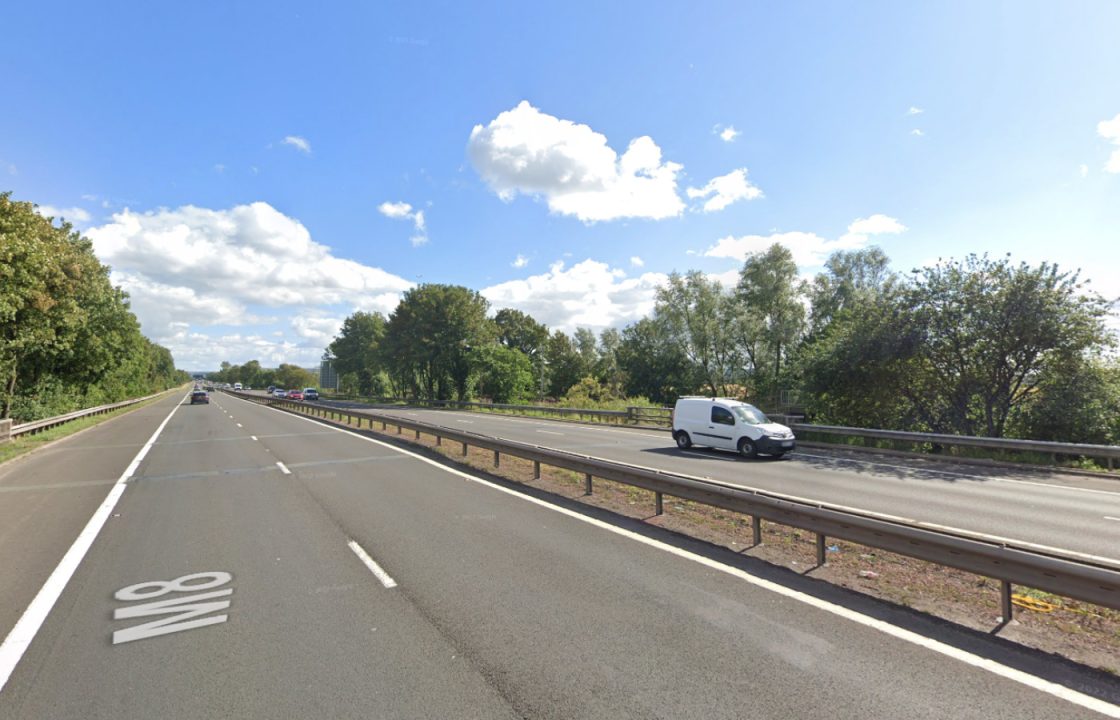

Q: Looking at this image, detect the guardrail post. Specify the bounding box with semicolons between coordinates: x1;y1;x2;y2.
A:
752;516;762;546
655;491;663;516
415;429;421;440
397;424;402;435
533;461;541;479
462;442;468;456
494;450;500;468
1000;580;1013;623
436;435;442;446
584;473;592;495
381;420;387;430
816;534;827;566
0;419;10;444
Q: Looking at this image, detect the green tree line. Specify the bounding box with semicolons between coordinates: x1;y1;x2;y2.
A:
1;193;189;421
206;360;317;390
327;245;1118;445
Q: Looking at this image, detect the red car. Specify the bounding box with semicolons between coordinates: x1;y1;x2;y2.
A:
288;389;304;400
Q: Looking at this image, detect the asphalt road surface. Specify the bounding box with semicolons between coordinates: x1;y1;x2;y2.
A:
325;403;1120;563
1;391;1118;719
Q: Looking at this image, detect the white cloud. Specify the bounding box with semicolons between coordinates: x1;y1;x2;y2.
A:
908;106;924;115
281;135;312;154
85;202;412;366
483;259;668;332
511;254;529;268
630;256;644;267
685;168;763;212
378;201;413;219
1080;164;1089;178
468;101;685;222
1098;113;1120;173
911;129;925;137
35;205;91;223
719;126;740;142
705;214;906;267
213;164;226;174
379;200;428;245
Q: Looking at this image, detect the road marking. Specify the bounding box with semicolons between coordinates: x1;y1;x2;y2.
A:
236;423;243;428
276;461;291;475
916;522;1120;566
234;393;1120;718
0;392;186;693
1104;516;1120;522
112;572;233;644
536;430;565;436
251;435;258;441
347;540;398;588
454;419;474;424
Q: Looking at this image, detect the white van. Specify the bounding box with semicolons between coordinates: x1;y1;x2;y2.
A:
672;397;796;458
233;383;242;391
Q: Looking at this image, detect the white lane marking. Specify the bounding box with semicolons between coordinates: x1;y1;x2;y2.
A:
454;419;474;424
236;423;243;428
916;522;1120;566
276;462;291;475
251;436;258;441
0;392;186;693
234;395;1120;718
347;540;398;588
536;430;565;436
1106;516;1120;522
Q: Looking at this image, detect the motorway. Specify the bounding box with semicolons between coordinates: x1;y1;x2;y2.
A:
1;391;1118;719
325;403;1120;563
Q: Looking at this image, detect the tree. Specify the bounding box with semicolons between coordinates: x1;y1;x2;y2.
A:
654;271;741;396
329;311;387;395
472;345;534;403
494;308;550;359
736;244;806;402
807;247;894;337
274;363;317;389
617;317;695;405
381;284;493;401
544;331;584;398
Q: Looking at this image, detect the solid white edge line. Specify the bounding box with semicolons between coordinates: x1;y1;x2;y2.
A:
276;461;291;475
1105;516;1120;522
228;395;1120;718
347;540;398;588
0;390;187;694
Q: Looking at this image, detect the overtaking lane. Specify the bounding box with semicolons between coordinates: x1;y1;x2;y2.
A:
349;406;1120;561
5;394;1116;718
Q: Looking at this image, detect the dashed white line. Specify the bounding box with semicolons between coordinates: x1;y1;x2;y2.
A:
251;435;258;441
236;423;243;428
276;461;291;475
536;430;565;436
1105;516;1120;523
347;540;398;588
235;395;1119;718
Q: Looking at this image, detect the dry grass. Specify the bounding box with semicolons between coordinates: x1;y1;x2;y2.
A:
292;402;1120;675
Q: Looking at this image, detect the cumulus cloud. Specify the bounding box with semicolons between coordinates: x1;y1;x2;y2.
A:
908;106;924;115
281;135;312;154
379;200;428;245
718;125;740;142
686;168;763;212
483;259;667;332
511;254;529;268
911;129;925;137
705;214;907;267
630;256;644;267
468;101;685;222
85;202;412;366
1098;113;1120;173
35;205;91;223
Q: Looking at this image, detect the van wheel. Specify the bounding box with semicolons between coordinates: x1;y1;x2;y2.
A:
737;438;758;458
675;431;692;449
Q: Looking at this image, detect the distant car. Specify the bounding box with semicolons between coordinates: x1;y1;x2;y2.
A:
267;385;276;394
190;390;209;405
273;389;287;398
288;389;304;400
302;388;320;401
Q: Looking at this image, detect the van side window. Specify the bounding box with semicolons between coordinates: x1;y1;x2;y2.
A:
711;407;735;425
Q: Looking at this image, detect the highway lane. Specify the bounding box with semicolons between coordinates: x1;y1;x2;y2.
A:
337;404;1120;562
1;392;1118;718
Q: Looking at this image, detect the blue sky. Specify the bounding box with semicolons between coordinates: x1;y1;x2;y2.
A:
3;1;1118;370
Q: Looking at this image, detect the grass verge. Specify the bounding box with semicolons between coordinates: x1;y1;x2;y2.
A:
0;390;179;466
290;402;1120;675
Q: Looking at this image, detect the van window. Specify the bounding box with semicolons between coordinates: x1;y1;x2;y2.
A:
733;405;768;424
711;407;735;425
